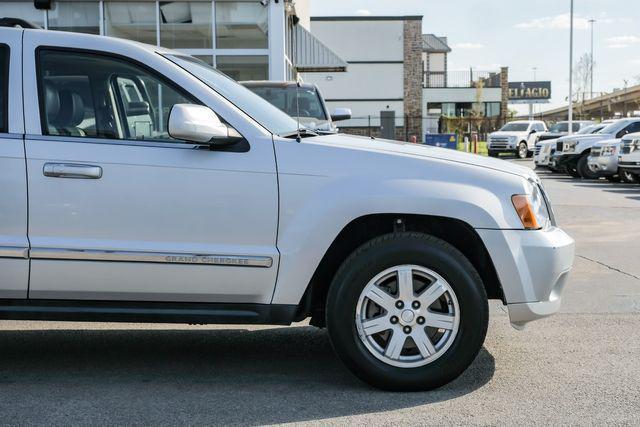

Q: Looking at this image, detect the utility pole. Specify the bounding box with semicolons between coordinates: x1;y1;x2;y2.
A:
530;67;538;120
568;0;574;134
589;19;596;100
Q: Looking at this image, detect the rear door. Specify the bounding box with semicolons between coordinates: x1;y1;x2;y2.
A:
0;28;28;299
22;31;280;304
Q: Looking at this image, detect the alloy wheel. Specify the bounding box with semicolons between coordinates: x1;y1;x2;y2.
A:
355;265;460;368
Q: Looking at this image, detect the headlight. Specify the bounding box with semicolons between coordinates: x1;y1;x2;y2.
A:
563;141;577;153
512;182;552;230
601;145;617;156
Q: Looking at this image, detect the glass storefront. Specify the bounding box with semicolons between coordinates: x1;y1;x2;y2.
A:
215;1;268;49
216;55;268;81
2;1;273;80
48;1;100;34
104;2;158;45
160;1;212;49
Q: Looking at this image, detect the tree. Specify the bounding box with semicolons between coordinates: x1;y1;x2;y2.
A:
573;53;594;110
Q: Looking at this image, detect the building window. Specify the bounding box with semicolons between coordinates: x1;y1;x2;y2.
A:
485;102;501;117
215;1;268;49
48;1;100;34
1;1;45;27
216;55;268;81
159;1;212;49
105;2;158;45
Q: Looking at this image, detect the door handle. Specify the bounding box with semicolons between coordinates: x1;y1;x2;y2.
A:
43;163;103;179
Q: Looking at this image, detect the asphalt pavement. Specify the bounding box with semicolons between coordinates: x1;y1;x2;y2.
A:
0;159;638;425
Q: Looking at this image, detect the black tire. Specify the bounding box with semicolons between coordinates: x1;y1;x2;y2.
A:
577;155;599;179
488;150;499;158
517;142;528;159
326;232;488;391
526;150;534;158
620;170;638;183
567;162;581;178
606;175;621;183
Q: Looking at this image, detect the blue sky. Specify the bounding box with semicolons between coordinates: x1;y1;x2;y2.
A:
309;0;640;114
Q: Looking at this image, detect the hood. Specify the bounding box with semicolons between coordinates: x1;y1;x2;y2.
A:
489;131;526;137
559;133;607;143
309;134;536;180
592;138;620;147
538;132;566;141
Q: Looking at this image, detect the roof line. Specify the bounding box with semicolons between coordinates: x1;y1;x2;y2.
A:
311;16;423;22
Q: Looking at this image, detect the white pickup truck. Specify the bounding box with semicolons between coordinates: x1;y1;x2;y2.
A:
0;26;575;391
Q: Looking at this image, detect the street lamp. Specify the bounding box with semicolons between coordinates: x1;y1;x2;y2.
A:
589;19;596;100
568;0;574;134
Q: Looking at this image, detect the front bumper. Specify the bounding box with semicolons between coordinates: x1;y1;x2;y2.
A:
619;160;640;172
477;227;575;329
534;147;554;166
588;154;618;176
553;153;580;167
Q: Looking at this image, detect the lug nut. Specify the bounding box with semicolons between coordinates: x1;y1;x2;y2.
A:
395;301;404;309
412;301;420;309
390;316;399;324
403;326;412;334
417;316;425;325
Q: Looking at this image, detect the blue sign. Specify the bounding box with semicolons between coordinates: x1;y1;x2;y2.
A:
424;133;458;150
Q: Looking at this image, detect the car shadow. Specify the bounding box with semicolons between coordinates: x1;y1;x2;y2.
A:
0;326;495;424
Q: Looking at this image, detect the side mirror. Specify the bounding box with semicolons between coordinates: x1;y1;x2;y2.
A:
168;104;242;146
529;129;537;134
331;107;352;122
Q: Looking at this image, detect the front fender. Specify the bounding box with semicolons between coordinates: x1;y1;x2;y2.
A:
271;170;526;305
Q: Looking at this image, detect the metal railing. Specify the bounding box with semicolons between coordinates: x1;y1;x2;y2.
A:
424;70;501;88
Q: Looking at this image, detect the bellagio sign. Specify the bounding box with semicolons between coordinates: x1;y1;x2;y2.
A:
508;81;552;103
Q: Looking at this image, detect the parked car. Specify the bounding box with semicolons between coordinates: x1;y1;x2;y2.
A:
587;135;638;183
536;120;594;143
535;123;608;170
553;118;640;178
0;26;575;391
488;120;548;159
240;81;351;135
617;133;640;182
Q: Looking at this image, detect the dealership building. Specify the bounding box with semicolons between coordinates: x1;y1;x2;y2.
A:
300;15;510;139
0;0;346;81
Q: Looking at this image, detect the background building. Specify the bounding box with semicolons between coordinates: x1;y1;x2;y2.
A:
0;0;345;81
302;15;509;141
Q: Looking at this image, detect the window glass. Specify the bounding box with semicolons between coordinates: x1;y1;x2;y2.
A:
216;55;268;81
165;54;299;136
38;49;198;143
245;85;328;122
621;121;640;136
0;45;8;133
0;2;45;27
194;55;214;66
484;102;500;117
105;2;157;45
500;123;529;132
48;1;100;34
215;1;268;49
160;1;212;49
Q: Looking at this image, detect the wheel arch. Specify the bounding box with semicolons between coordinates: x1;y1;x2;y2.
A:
295;213;505;326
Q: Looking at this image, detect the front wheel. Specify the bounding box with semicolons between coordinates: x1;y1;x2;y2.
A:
577;155;599;179
326;232;488;391
621;170;638;183
517;142;528;159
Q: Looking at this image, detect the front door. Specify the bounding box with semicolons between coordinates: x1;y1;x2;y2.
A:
23;35;279;304
0;30;29;299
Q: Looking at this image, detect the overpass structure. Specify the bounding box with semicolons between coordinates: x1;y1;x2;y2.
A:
530;84;640;121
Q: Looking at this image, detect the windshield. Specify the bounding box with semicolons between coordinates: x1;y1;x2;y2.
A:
548;122;582;133
578;124;601;134
164;54;301;136
500;123;529;132
244;85;330;131
597;120;627;135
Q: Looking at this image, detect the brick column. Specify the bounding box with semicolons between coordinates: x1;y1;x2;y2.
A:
403;18;423;140
500;66;509;125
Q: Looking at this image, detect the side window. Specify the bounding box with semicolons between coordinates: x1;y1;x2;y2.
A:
38;49;198;143
0;44;8;133
619;122;640;138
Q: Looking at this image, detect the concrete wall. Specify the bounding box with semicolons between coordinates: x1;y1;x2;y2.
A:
303;63;403;100
308;20;404;61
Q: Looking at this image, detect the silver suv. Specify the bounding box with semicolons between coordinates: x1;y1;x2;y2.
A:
0;26;574;391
